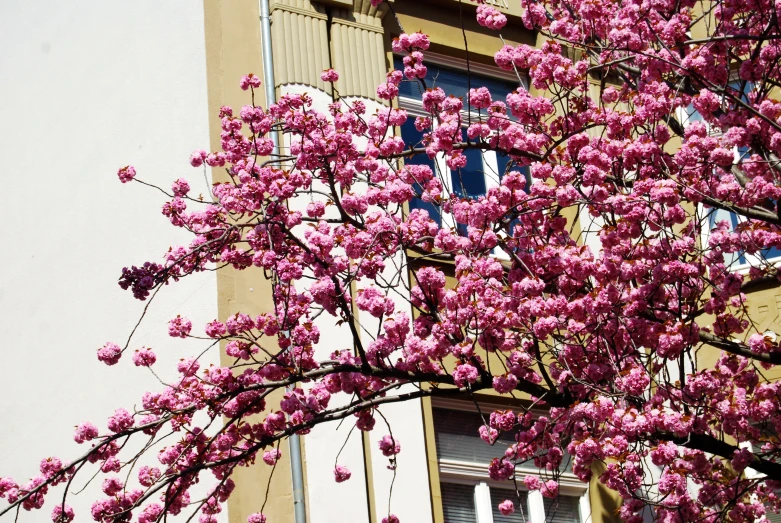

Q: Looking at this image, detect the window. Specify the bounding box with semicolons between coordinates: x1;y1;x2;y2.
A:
677;80;753;131
764;510;781;523
708;206;781;267
431;402;589;523
395;56;530;231
704;143;781;269
743;437;781;523
685;80;781;269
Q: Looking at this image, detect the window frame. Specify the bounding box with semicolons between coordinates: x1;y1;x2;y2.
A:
394;53;530;259
432;398;591;523
741;437;781;523
678;80;781;272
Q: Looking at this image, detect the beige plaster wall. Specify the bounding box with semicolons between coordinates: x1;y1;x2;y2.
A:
203;0;296;521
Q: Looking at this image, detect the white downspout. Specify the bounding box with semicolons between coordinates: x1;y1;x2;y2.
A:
258;1;307;522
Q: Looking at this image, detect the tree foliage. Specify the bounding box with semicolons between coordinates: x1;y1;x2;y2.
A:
5;0;781;521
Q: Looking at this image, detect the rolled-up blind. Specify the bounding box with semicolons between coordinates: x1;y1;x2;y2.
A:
441;482;477;523
433;407;515;464
432;407;573;472
393;57;519;104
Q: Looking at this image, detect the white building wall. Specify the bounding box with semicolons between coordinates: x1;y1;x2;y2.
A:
279;83;374;523
0;2;221;521
347;95;435;523
279;83;435;523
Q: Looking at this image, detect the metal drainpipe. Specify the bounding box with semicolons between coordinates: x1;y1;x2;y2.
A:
258;1;307;522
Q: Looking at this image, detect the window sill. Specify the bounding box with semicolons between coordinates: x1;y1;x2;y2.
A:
438;458;588;494
728;257;781;276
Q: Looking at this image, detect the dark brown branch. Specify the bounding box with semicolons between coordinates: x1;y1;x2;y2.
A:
674;432;781;480
698;330;781;366
381;143;543;163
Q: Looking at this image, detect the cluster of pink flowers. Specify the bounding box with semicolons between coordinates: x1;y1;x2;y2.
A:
333;465;351;483
476;4;507;30
392;32;429;81
378;435;401;457
6;2;781;520
131;347;157;367
239;73;261;90
96;342;122;366
117;165;136;183
167;315;193;338
320;68;339;83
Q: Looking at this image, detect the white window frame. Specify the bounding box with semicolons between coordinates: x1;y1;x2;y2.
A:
395;53;530;260
740;439;781;523
432;398;591;523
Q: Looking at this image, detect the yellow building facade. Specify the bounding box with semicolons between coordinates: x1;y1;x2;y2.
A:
200;0;629;522
3;0;777;522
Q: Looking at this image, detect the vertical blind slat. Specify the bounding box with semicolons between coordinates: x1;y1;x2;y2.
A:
490;488;530;523
766;508;781;523
542;496;581;523
441;483;477;523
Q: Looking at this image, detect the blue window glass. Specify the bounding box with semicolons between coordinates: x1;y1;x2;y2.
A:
451;148;487;236
731;127;781;259
394;56;519;105
710;208;747;265
727;80;754;102
395;57;520;232
496;154;531;189
683;104;703;124
400;117;441;226
709;206;781;265
686;81;752;124
684;80;753;125
707;81;779;263
759;203;781;259
496;154;531;238
761;243;781;261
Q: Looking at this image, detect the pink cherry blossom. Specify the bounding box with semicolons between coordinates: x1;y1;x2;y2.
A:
262;449;281;466
8;3;781;521
96;342;122;366
476;4;507;30
334;465;351;482
168;315;192;338
320;68;339;82
378;435;400;457
107;408;133;433
50;504;74;523
117;165;136;183
73;422;99;444
171;178;190;197
132;347;157;367
498;499;514;516
239;73;261;90
523;475;541;491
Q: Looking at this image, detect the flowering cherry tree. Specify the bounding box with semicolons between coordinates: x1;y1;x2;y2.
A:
5;0;781;521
